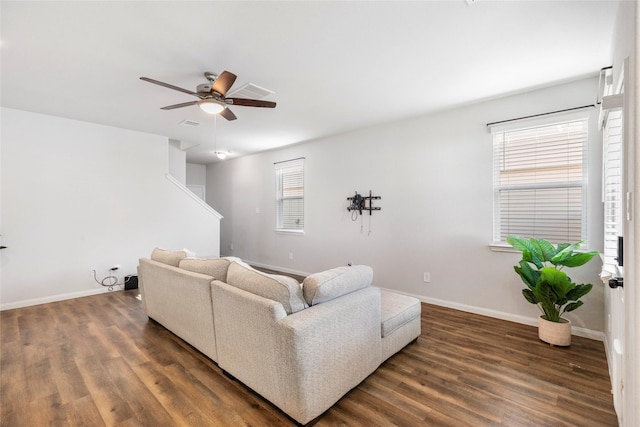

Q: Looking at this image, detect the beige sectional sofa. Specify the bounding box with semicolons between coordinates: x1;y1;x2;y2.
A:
138;248;421;425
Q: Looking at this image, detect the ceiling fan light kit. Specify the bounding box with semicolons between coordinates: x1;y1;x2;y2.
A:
198;99;226;115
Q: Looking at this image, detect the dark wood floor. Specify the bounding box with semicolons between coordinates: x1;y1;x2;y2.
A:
1;290;617;426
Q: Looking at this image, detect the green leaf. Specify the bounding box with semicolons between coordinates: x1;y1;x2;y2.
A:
560;251;599;268
551;241;583;264
565;283;593;301
563;301;584;313
529;238;557;262
525;238;545;269
507;236;530;252
522;288;538;305
507;236;543;268
514;261;540;289
540;267;573;298
534;281;560;321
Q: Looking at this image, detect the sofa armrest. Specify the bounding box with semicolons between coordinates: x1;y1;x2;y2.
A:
211;280;381;424
210;280;289;387
138;258;218;361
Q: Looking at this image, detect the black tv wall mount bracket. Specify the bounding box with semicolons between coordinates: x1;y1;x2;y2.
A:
347;190;381;215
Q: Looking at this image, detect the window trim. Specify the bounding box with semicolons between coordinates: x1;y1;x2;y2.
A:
601;108;623;276
489;110;590;247
274;157;305;233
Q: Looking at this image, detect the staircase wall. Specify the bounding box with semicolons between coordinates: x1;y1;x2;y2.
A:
0;108;221;309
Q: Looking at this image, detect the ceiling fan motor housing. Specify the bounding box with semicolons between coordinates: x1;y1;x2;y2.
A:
196;83;212;94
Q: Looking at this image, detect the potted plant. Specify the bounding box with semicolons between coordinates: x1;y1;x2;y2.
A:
507;236;599;346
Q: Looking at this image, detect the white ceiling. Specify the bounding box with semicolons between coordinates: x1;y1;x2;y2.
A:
1;1;620;164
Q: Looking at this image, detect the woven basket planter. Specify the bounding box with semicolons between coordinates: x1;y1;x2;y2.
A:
538;316;571;346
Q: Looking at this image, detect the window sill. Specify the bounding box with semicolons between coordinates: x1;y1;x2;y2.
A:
275;229;305;235
489;243;518;253
490;242;598;254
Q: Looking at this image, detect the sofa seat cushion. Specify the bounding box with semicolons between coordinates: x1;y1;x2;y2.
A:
226;262;307;314
380;290;421;338
179;258;231;282
151;248;187;267
302;265;373;306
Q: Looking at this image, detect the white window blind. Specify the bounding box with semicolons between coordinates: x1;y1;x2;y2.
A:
492;117;588;245
275;158;304;232
602;110;623;271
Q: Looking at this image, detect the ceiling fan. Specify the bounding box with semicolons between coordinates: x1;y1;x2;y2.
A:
140;71;276;121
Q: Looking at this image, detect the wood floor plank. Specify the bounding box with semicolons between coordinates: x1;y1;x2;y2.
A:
75;354;136;426
22;343;57;401
0;291;617;426
27;393;69;427
48;351;90;404
102;356;177;426
164;363;249;426
131;361;217;426
62;394;106;426
0;310;19;344
81;321;123;361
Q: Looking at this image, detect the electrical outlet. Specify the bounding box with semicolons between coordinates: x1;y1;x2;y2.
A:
289;252;294;260
112;264;120;271
423;272;431;283
90;267;96;277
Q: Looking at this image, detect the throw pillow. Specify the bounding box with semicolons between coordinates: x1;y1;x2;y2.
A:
179;258;231;282
226;262;307;314
303;265;373;306
150;247;187;267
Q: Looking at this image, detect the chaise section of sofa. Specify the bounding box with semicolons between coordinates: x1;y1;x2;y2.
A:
138;257;219;361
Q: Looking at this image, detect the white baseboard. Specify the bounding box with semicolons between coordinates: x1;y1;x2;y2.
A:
0;287;117;311
379;287;605;342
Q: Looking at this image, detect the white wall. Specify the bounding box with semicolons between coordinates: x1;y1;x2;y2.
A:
186;163;207;187
208;77;605;334
168;138;186;184
186;163;207;202
0;108;221;309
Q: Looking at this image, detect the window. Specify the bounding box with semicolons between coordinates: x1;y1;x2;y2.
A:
275;158;304;232
492;116;588;245
602;109;623;271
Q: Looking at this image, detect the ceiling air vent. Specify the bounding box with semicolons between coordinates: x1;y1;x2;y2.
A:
179;119;200;127
227;83;274;99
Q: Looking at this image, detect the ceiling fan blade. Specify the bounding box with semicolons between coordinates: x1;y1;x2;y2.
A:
160;101;198;110
140;77;203;98
226;98;276;108
220;107;237;121
211;71;237;96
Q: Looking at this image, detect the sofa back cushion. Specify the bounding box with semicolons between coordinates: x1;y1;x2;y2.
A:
303;265;373;306
179;258;231;282
226;262;307;314
151;248;187;267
